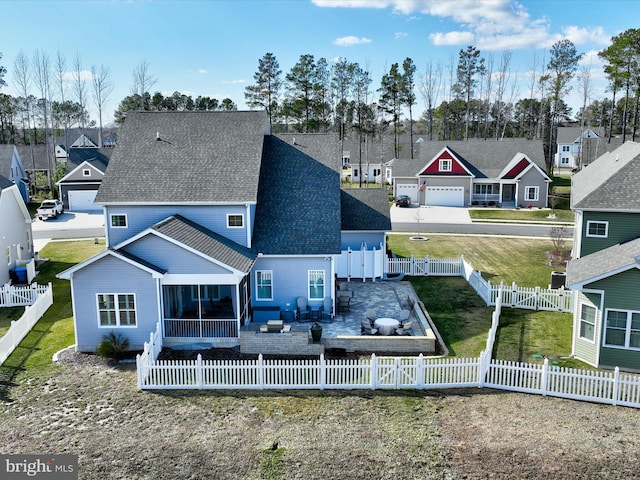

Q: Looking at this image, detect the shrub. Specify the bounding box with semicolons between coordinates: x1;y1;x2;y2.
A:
96;332;130;359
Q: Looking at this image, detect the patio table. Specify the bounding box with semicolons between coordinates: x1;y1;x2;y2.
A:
374;317;400;336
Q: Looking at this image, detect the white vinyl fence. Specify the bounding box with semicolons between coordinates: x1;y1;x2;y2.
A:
0;283;51;307
0;283;53;366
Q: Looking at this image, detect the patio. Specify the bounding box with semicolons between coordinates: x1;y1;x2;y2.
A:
240;280;440;356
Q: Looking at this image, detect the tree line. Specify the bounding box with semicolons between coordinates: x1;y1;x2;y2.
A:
1;29;640;174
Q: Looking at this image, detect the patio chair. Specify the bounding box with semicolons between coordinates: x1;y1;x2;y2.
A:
362;324;378;335
338;295;350;313
320;297;334;323
297;297;310;321
398;310;410;325
395;321;413;336
365;308;377;322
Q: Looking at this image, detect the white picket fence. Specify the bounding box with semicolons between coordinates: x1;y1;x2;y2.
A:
0;283;51;307
387;255;575;313
0;283;53;366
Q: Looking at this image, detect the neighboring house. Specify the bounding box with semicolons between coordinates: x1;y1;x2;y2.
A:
57;111;390;353
554;127;623;170
0;145;30;204
56;148;112;211
0;174;34;285
392;139;550;208
566;141;640;372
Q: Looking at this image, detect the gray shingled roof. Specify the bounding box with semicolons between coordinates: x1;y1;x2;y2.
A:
252;135;342;255
0;145;17;178
341;188;391;231
15;145;49;171
392;139;545;178
68;148;112;172
149;214;256;273
571;141;640;211
95;111;267;204
0;173;13;190
567;237;640;287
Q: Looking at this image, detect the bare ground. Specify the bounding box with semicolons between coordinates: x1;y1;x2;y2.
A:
1;352;639;480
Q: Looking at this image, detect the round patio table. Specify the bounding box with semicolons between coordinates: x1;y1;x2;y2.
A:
374;317;400;336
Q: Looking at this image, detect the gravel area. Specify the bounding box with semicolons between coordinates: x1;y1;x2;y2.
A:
0;351;639;479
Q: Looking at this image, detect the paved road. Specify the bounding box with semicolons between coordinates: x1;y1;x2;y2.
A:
31;212;105;250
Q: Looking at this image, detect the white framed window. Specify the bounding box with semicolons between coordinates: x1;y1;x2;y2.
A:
308;270;325;301
110;214;128;228
227;214;243;228
439;159;452;172
560;157;570;165
586;221;608;238
474;184;493;194
524;186;539;201
579;303;596;342
256;270;273;300
82;169;91;177
562;145;570;152
604;309;640;349
97;293;136;327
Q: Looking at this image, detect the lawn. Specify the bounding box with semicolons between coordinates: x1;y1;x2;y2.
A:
469;208;575;223
388;234;566;286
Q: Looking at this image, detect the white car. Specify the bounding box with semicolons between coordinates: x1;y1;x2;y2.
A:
36;199;64;220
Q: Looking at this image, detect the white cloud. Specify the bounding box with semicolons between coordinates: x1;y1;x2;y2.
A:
198;69;208;75
394;31;408;39
429;31;474;46
333;35;373;46
563;25;610;46
221;79;245;85
61;69;93;81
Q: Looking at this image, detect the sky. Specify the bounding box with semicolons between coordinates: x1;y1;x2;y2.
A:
1;0;637;126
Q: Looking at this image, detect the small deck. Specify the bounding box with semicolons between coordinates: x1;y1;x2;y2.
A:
239;280;439;356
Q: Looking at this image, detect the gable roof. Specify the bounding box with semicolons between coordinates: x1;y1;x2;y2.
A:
67;147;112;172
149;215;256;273
56;160;106;184
340;188;391;231
567;237;640;288
392;139;545;179
0;173;12;190
56;248;167;280
571;141;640;211
0;145;18;179
499;153;551;181
95;110;267;205
252;135;341;255
556;127;604;144
14;145;49;171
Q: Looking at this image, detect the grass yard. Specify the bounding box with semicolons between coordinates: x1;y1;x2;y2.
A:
469;208;575;223
388;234;565;286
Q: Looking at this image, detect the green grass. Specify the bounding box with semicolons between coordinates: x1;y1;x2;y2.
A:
388;234;565;286
1;240;105;371
0;306;25;337
469;208;575;223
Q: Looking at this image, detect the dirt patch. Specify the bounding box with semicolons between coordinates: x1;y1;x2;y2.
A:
549;249;571;268
1;358;639;479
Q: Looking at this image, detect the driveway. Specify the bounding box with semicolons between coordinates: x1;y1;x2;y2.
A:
390;204;472;224
31;211;105;251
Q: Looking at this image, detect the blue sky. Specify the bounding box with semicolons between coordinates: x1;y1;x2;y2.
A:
1;0;637;125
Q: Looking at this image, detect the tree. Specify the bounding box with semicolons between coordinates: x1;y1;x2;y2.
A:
244;52;282;129
378;63;403;158
401;58;416;158
352;64;373;187
455;45;485;140
72;53;89;129
91;65;113;147
285;54;317;132
131;60;157;110
32;50;54;192
331;58;355;154
419;60;442;141
0;52;6;90
542;39;583;172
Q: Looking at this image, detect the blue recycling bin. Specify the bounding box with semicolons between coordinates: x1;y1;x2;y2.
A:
15;266;27;284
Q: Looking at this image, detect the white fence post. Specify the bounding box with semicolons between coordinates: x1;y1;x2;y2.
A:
320;354;326;390
371;354;377;390
417;354;424;389
541;358;549;396
612;367;620;407
258;354;265;390
196;354;203;389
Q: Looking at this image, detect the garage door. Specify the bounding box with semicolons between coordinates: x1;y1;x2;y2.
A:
68;190;100;211
425;186;465;207
396;184;418;203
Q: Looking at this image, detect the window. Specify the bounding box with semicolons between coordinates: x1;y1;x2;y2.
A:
190;285;219;301
227;214;243;228
97;294;136;327
579;304;596;341
439;159;452;172
562;145;570;152
82;169;91;177
524;186;539;201
474;184;493;195
256;270;273;300
604;310;640;349
308;270;325;300
110;214;127;228
586;221;608;238
560;157;570;165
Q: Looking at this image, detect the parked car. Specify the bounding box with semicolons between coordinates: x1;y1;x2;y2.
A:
395;195;411;207
36;199;64;220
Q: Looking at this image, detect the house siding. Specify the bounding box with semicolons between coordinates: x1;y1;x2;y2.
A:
122;234;232;275
0;185;33;284
105;204;254;248
515;167;548;208
341;231;385;251
586;270;640;370
251;256;334;312
572;291;601;366
71;255;159;352
579;211;640;257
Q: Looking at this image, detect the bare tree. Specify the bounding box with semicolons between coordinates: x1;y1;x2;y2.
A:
419;60;442;141
55;50;70;155
525;52;539;139
481;52;493;139
72;53;88;129
91;65;113;147
493;51;512;140
577;63;593;169
13;50;36;167
32;50;54;193
132;60;157;110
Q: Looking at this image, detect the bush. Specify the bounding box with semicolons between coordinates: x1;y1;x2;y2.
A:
96;332;130;359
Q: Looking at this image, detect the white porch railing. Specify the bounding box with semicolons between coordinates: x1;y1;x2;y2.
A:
0;283;53;366
0;283;50;307
163;318;238;338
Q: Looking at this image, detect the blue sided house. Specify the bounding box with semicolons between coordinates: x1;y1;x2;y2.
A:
57;111;390;352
